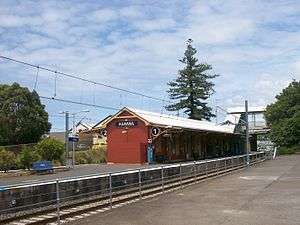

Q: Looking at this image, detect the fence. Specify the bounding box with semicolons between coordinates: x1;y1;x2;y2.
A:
0;151;270;223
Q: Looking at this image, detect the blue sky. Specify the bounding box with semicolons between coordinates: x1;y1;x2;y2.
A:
0;0;299;131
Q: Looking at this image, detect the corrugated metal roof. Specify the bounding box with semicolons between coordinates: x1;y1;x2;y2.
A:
126;107;236;134
227;106;265;114
223;113;241;125
92;115;112;130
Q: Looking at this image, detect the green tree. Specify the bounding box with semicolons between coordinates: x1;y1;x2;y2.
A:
0;147;16;172
166;39;218;120
36;138;64;163
0;83;51;145
18;146;40;170
265;80;300;148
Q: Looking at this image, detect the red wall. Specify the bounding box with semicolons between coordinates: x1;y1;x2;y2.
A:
107;116;148;164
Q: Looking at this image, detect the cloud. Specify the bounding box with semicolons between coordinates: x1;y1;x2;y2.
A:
0;14;41;27
133;18;177;31
91;9;119;23
1;0;300;130
119;6;143;18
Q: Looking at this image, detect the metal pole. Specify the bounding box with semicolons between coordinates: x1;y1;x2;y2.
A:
65;112;69;167
224;159;227;170
138;169;142;200
56;179;60;225
245;100;250;167
109;173;112;209
161;166;164;193
193;161;196;181
205;161;208;177
179;163;182;190
72;114;75;168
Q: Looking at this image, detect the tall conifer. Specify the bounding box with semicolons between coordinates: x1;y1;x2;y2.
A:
166;39;218;120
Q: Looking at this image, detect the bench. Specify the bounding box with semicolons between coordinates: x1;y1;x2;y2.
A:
155;155;169;163
32;161;54;174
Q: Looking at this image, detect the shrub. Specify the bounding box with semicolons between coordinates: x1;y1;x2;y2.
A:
75;146;106;165
36;138;65;163
278;145;299;155
18;146;40;170
90;145;107;163
0;147;16;172
75;151;91;164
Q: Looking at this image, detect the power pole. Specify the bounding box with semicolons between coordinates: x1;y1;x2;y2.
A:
65;111;69;167
245;100;250;167
72;114;76;168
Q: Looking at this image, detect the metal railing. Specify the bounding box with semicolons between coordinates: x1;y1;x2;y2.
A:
0;151;270;223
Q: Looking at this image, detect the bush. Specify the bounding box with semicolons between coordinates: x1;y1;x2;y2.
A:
278;146;299;155
0;147;16;172
18;146;40;170
90;145;107;163
36;138;65;163
75;151;91;164
75;146;106;165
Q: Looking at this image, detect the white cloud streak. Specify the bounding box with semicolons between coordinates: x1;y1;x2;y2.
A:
0;0;299;130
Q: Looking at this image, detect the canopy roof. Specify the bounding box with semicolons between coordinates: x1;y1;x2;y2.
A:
106;107;237;134
227;106;265;114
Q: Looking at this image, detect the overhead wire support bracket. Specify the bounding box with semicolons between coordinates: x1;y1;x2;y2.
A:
33;65;40;91
53;71;57;98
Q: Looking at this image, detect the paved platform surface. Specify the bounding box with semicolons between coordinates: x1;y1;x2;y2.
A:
70;155;300;225
0;164;158;186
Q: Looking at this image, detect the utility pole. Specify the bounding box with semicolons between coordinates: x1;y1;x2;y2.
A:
72;114;76;168
64;111;70;167
245;100;250;167
61;110;89;168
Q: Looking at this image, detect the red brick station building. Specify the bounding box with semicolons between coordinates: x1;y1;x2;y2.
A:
103;107;246;164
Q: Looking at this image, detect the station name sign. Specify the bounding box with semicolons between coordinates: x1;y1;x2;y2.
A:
116;120;138;128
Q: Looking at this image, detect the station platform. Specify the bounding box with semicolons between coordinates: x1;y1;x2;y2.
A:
0;163;161;186
69;155;300;225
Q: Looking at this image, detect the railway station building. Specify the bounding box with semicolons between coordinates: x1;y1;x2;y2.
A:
103;107;246;164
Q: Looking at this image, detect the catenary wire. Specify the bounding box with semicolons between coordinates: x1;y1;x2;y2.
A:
0;55;173;104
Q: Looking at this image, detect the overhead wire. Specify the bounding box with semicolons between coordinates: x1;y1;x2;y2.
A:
1;55;232;123
40;96;120;111
0;55;174;104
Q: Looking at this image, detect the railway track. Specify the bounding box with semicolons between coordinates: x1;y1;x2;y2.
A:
2;157;266;225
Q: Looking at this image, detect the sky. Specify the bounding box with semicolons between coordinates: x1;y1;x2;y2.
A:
0;0;299;131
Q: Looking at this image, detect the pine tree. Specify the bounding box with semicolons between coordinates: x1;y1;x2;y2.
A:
166;39;218;121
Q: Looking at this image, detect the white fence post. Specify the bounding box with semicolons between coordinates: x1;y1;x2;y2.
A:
109;173;112;209
193;161;196;181
56;179;60;225
180;163;182;190
161;166;164;193
138;169;142;200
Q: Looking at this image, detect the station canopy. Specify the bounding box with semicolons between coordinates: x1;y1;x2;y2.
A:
227;106;265;114
106;107;239;134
